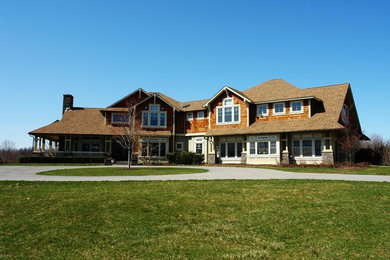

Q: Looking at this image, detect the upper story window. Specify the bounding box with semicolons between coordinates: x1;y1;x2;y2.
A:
257;104;269;116
273;102;285;115
197;111;204;120
291;101;303;114
187;112;193;121
341;104;348;123
112;113;129;123
217;97;240;124
142;104;166;127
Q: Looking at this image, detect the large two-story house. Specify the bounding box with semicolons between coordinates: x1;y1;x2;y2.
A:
29;79;366;164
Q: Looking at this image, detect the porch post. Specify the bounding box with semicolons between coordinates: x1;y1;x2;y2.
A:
38;138;42;152
49;140;53;153
281;134;289;165
42;138;46;151
33;137;38;152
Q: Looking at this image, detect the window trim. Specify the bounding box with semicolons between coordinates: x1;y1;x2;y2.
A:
142;106;167;128
176;142;184;151
197;111;205;120
220;142;243;159
290;101;303;114
292;139;323;158
273;102;286;115
257;104;269;117
216;98;241;125
247;136;279;157
141;141;168;158
187;112;194;121
111;113;130;124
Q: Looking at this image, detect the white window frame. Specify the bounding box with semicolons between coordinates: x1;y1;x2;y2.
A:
216;97;240;125
247;136;279;157
142;105;167;128
111;113;130;124
257;104;269;117
197;111;204;120
187;112;194;121
194;138;204;154
273;102;286;115
292;139;323;158
141;139;168;158
220;142;243;158
290;101;303;114
176;142;184;151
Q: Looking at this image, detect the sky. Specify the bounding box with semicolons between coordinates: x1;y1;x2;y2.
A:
0;0;389;148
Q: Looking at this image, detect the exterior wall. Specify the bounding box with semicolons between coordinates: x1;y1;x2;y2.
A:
209;91;248;130
253;99;310;123
185;110;208;134
175;112;186;134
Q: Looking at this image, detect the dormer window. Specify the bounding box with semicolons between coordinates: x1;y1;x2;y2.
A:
197;111;204;120
257;104;269;116
217;97;240;124
112;113;129;123
142;104;166;127
273;103;285;115
291;101;303;114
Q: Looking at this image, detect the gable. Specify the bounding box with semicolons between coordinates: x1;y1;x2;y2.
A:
109;88;149;108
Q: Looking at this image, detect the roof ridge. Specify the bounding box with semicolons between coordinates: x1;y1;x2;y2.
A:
303;82;349;90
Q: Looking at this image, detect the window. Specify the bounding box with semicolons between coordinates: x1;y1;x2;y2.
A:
249;142;256;155
141;141;167;157
302;140;313;157
293;140;301;156
257;104;268;116
248;136;279;156
196;143;202;154
142;105;167;127
197;111;204;120
293;139;323;157
176;142;183;151
217;98;240;124
291;101;303;114
220;142;243;158
273;103;285;115
112;113;130;123
341;104;348;123
187;112;193;121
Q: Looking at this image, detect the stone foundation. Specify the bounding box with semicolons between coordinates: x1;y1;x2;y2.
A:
241;152;247;164
322;151;334;164
207;153;216;164
281;151;289;165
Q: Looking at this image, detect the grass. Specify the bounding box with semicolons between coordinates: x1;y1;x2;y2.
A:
223;164;390;175
1;163;104;166
0;180;389;259
38;167;208;176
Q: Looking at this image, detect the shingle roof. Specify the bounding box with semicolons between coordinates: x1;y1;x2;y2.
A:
243;79;304;102
29;108;115;136
179;99;208;111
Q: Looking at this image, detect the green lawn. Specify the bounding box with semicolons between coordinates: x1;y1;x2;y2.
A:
0;180;389;259
223;165;390;175
38;167;208;176
1;163;104;166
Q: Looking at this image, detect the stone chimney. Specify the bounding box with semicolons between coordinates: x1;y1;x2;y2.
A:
62;94;74;114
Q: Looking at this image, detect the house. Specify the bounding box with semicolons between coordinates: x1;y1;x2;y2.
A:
29;79;367;164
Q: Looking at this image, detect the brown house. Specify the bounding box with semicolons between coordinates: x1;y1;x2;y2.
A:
29;79;367;164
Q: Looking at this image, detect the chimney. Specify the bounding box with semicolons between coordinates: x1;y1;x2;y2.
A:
63;94;74;114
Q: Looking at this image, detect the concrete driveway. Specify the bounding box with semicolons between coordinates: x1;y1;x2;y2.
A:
0;165;390;182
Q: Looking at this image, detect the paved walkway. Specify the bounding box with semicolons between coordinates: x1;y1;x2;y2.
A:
0;165;389;182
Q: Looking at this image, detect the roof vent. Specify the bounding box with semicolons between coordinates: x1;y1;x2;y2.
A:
182;104;190;108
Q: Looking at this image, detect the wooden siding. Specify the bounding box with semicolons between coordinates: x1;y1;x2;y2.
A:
209;91;248;129
185;111;208;134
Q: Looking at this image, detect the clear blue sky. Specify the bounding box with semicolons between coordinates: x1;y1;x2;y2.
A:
1;0;389;148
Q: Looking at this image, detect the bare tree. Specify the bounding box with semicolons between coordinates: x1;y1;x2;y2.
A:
368;134;390;165
0;140;17;164
338;105;362;166
112;106;140;168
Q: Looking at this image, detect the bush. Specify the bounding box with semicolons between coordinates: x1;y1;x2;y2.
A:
19;156;105;164
167;151;204;165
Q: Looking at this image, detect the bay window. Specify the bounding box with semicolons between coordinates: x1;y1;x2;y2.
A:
248;136;279;156
292;139;323;157
220;142;243;158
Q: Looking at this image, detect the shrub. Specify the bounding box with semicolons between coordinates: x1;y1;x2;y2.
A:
167;151;204;165
19;156;105;164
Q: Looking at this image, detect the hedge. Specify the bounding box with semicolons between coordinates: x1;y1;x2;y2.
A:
19;156;105;164
167;151;204;165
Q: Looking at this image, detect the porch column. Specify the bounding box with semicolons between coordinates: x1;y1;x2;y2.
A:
49;140;53;153
55;141;58;152
42;138;46;152
241;138;247;164
207;136;216;164
281;134;289;165
322;132;334;164
33;137;38;152
38;138;42;152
